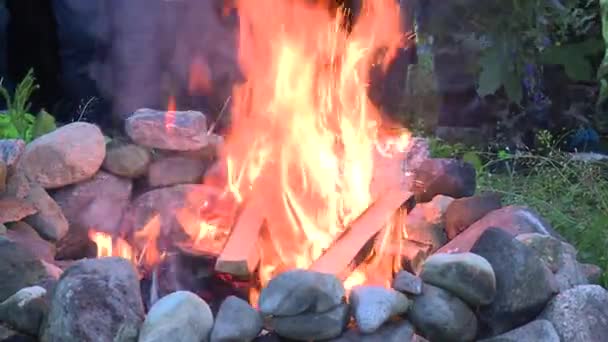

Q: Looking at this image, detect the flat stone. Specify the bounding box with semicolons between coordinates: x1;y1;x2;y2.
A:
210;295;263;342
125;108;209;151
444;193;502;239
540;285;608;342
478;320;559;342
409;284;478;342
349;286;410;333
420;252;496;306
148;156;207;188
0;197;37;224
0;237;49;302
328;320;415;342
270;303;349;341
412;158;476;203
23;183;69;241
0;286;48;335
258;269;344;316
404;195;453;251
40;257;145;342
471;228;557;337
102;142;151;178
6;221;55;262
438;206;561;254
392;270;422;295
139;291;213;342
0;139;26;170
17;122;106;189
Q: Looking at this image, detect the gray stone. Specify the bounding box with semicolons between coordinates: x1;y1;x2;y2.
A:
0;237;49;302
23;183;69;241
6;221;55;262
0;223;5;235
148;156;207;188
478;320;559;342
53;171;132;235
419;252;496;306
392;270;422;295
0;286;48;335
0;197;37;224
581;263;603;285
444;193;502;239
40;257;145;342
125;108;209;151
0;139;26;170
125;184;221;238
349;286;409;333
471;228;557;337
102;142;151;178
0;160;5;193
404;195;453;251
328;320;415;342
409;284;477;342
139;291;213;342
4;171;31;199
270;303;349;341
412;158;476;203
540;285;608;342
403;137;431;174
516;233;589;291
210;295;263;342
0;323;36;341
258;269;344;316
17;122;106;189
438;206;562;254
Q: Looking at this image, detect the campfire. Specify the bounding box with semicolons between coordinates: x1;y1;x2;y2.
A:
3;1;606;342
90;0;413;301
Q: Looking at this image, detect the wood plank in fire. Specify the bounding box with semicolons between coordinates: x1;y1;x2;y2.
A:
215;199;265;277
309;188;413;279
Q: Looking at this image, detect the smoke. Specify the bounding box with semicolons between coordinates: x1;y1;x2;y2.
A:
89;0;242;121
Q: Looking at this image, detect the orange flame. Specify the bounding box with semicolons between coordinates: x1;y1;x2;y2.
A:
89;215;164;272
88;231;135;262
208;0;409;290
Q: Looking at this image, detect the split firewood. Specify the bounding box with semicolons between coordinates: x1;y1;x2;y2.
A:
309;188;413;279
215;199;265;277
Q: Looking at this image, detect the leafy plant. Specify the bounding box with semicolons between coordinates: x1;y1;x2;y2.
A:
0;69;56;142
473;0;602;104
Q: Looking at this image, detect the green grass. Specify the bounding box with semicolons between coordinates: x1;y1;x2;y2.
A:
429;137;608;287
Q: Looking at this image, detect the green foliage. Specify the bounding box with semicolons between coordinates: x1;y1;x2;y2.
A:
597;0;608;129
461;0;602;104
0;69;57;142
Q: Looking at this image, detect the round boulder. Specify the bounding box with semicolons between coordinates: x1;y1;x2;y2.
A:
419;252;496;306
17;122;106;189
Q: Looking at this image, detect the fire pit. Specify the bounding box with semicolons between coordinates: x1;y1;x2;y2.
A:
0;1;607;342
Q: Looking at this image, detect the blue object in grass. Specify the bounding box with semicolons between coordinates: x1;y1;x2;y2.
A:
567;128;600;152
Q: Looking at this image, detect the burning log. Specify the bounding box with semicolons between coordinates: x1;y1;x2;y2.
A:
215;200;265;277
309;188;413;279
